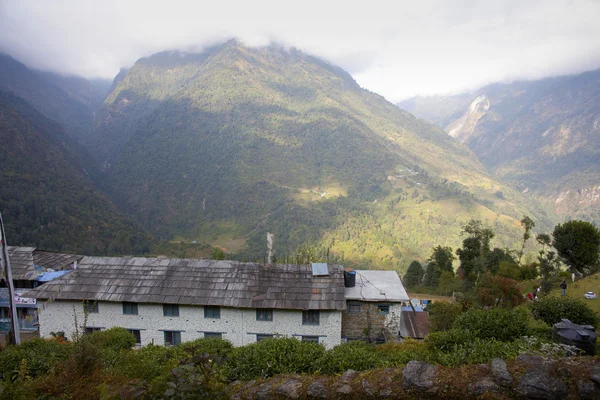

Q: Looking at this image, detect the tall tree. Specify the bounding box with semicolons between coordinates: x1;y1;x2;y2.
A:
552;220;600;275
518;216;535;266
456;220;494;278
403;260;424;288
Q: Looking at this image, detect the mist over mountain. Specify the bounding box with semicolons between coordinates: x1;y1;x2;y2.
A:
85;41;551;268
399;69;600;224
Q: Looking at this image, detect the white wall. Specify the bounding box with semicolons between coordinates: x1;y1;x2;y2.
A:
37;300;342;348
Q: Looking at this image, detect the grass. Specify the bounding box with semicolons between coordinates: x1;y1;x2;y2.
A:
549;273;600;313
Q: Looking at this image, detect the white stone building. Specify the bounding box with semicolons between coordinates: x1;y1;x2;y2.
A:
24;257;346;348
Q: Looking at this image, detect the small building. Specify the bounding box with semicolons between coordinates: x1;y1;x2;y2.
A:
24;257;346;348
0;247;81;339
399;305;430;340
342;270;410;342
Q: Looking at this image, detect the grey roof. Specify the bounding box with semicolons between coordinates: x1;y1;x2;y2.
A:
24;256;346;310
6;247;36;280
344;270;409;302
4;247;81;281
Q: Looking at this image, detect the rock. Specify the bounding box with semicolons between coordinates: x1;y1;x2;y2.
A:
491;358;513;387
516;353;544;367
468;377;502;396
577;379;598;400
306;381;328;399
402;360;439;393
517;370;568;400
336;384;353;394
379;387;393;397
256;383;273;400
361;379;375;396
590;364;600;385
274;379;303;399
340;369;358;384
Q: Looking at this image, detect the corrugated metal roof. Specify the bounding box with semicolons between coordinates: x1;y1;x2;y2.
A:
37;270;72;282
399;311;430;339
344;270;409;302
24;257;346;310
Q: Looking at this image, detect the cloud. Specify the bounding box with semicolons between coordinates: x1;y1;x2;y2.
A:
1;0;600;101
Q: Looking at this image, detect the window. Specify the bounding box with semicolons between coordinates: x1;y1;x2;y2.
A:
127;329;142;345
85;327;102;334
122;302;138;315
256;308;273;321
83;300;98;314
256;334;273;342
377;304;390;314
164;331;181;346
204;306;220;319
163;304;179;317
302;310;320;325
204;332;222;339
0;307;9;318
347;302;361;313
302;336;319;343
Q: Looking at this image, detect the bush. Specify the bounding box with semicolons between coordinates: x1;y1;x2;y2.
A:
227;337;326;380
180;338;234;358
475;272;524;308
427;302;464;332
425;329;474;352
0;338;73;381
434;338;522;366
108;344;180;382
82;327;136;352
453;307;528;341
530;296;599;327
314;341;382;375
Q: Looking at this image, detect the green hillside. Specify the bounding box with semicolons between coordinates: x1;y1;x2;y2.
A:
89;41;554;270
399;71;600;224
0;90;151;254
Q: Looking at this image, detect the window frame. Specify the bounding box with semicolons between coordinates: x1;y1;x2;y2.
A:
256;308;273;321
204;332;223;339
302;310;320;325
347;302;361;314
83;300;98;314
84;327;102;334
122;302;138;315
256;334;274;342
204;306;221;319
377;304;390;314
127;329;142;345
163;304;180;317
164;330;181;346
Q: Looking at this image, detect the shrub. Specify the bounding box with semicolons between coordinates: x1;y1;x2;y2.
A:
82;327;136;352
427;301;464;332
0;338;73;381
179;338;234;358
530;296;599;327
434;338;522;366
453;307;528;341
375;340;432;366
108;344;180;382
314;341;382;375
425;329;474;352
475;272;524;308
227;337;325;380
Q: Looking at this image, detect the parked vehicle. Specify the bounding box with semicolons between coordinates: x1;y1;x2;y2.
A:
583;292;597;299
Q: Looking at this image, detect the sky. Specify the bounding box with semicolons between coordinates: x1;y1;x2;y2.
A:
1;0;600;102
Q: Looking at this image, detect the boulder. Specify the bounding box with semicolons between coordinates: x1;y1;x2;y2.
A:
379;387;393;397
517;370;568;400
256;383;273;400
306;381;328;399
274;379;303;399
336;384;353;394
402;360;439;393
340;369;358;384
491;358;514;387
361;379;375;396
576;379;598;400
468;377;502;396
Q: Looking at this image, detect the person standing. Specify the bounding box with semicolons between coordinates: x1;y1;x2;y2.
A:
571;272;575;283
560;280;567;296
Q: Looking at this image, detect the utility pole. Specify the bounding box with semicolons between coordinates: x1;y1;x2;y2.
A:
0;211;20;344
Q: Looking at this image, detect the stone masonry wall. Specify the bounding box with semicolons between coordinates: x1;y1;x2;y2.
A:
341;301;402;341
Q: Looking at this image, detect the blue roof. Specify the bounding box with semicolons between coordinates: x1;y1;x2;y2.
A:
402;305;424;312
37;270;71;282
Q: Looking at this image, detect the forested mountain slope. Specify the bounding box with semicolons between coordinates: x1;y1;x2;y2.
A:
0;90;150;254
399;70;600;224
0;54;97;143
89;41;554;269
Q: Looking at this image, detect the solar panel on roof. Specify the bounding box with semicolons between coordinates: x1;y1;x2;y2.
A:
311;263;329;276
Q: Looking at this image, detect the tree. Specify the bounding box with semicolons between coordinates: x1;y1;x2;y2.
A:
456;220;494;279
475;272;524;309
552;220;600;275
428;245;455;273
487;248;516;274
403;260;424;288
518;216;535;266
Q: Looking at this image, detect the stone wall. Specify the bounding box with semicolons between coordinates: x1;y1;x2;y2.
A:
226;355;600;399
341;301;402;341
37;300;342;348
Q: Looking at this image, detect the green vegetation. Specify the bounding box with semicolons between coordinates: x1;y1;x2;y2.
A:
0;91;152;254
552;220;600;274
531;296;599;327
